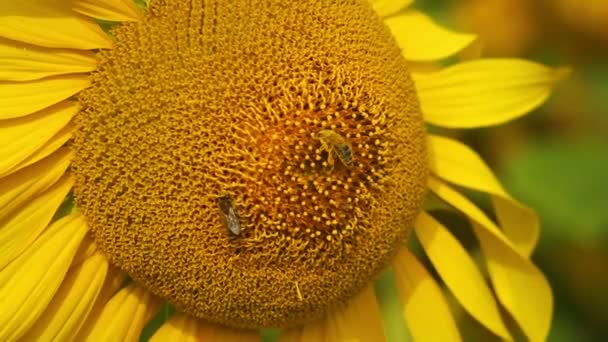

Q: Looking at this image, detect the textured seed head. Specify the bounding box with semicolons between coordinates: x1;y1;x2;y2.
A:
72;0;428;329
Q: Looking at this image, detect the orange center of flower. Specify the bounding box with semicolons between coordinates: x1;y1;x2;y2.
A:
72;0;427;329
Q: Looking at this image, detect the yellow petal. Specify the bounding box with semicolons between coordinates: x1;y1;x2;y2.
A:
0;213;88;341
0;147;72;222
407;61;443;74
0;101;77;175
393;248;462;342
279;286;383;342
20;253;109;341
2;122;75;178
80;284;162;342
326;286;385;341
0;0;112;49
427;134;539;257
473;222;552;342
415;211;511;340
70;235;99;267
72;0;142;22
0;174;73;269
384;10;476;61
150;313;200;342
73;266;125;341
428;177;553;342
492;196;539;256
0;76;89;119
414;59;569;128
371;0;413;18
197;326;259;341
0;37;97;82
278;322;325;342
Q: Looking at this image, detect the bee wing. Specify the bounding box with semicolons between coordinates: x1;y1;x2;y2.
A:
226;207;241;235
333;143;354;167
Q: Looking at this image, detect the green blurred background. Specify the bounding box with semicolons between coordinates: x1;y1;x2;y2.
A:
418;0;608;340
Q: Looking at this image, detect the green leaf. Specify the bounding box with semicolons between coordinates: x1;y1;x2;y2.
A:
582;65;608;120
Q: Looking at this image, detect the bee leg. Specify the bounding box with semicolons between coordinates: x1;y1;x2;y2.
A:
327;152;335;172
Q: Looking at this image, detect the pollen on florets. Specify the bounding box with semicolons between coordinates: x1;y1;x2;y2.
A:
71;0;427;329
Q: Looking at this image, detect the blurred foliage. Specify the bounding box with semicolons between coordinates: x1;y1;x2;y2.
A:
504;138;608;241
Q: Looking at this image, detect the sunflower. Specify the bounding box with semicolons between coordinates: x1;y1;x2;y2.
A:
0;0;567;341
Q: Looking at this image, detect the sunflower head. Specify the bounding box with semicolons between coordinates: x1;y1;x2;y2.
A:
1;0;568;340
71;0;427;328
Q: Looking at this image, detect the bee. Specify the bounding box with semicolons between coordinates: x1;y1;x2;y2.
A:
217;194;241;236
315;129;354;168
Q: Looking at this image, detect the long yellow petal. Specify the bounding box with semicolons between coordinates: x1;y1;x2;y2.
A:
428;177;553;342
0;213;88;341
415;211;512;340
153;313;260;342
278;321;326;341
0;147;71;222
0;75;89;119
393;248;462;342
73;266;125;341
0;37;97;82
1;122;75;178
326;286;385;342
0;101;76;175
70;235;99;267
20;253;109;341
0;174;73;270
384;10;476;61
427;134;539;257
371;0;413;18
0;0;111;49
197;324;260;342
414;59;569;128
149;313;199;342
72;0;142;22
79;284;161;342
279;286;383;342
